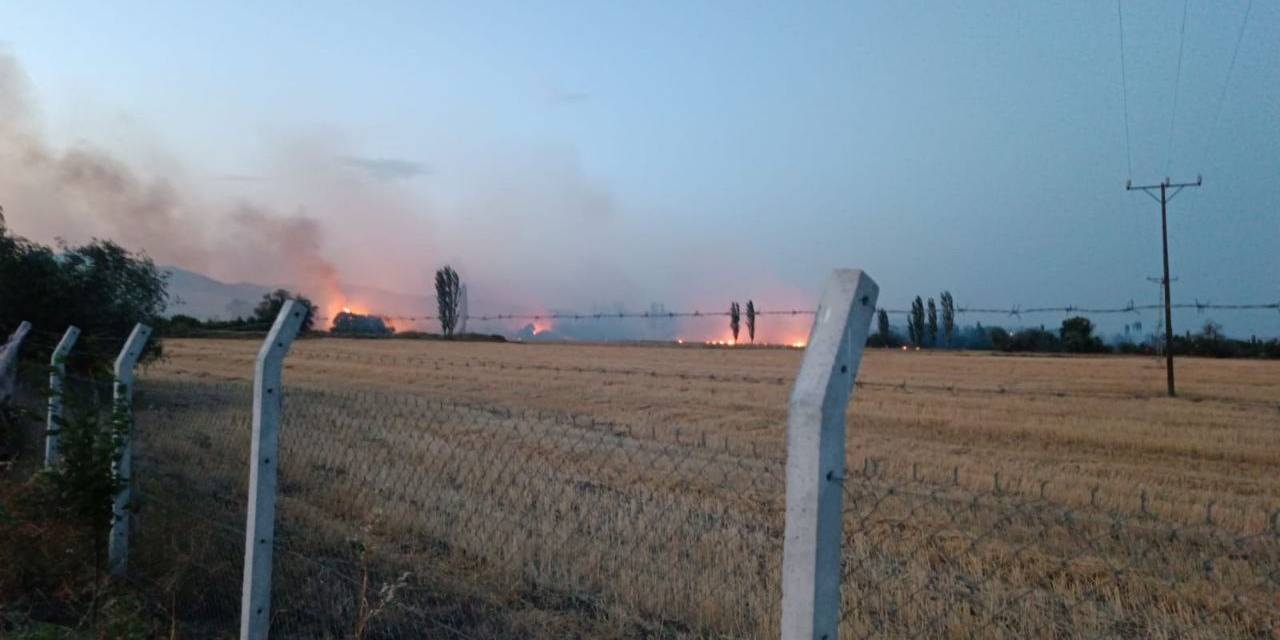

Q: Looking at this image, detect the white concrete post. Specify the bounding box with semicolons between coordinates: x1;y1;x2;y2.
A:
780;269;878;640
45;325;80;467
0;321;33;404
107;323;152;578
240;300;306;640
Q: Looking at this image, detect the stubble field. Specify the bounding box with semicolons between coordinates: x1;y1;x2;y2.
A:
129;338;1280;638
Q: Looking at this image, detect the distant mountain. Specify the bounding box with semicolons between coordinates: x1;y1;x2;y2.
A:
161;266;437;323
163;267;273;321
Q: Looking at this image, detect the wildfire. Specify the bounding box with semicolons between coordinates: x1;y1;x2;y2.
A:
328;299;371;321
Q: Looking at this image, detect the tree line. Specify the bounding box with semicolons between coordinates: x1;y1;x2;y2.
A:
866;290;1277;358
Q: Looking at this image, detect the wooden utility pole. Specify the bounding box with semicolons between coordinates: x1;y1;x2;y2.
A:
1126;176;1201;397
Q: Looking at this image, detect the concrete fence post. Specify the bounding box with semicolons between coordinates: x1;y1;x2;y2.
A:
0;321;32;404
108;322;152;577
780;269;878;639
45;325;80;467
241;300;307;640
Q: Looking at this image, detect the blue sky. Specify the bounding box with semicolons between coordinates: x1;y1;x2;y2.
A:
1;1;1276;338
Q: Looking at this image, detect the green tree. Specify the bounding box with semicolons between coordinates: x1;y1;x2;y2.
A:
435;266;462;336
1059;316;1105;353
253;289;315;332
876;308;893;347
745;300;756;344
989;326;1011;351
0;220;65;333
926;298;938;347
1;220;168;369
908;297;925;348
940;291;955;347
729;302;741;343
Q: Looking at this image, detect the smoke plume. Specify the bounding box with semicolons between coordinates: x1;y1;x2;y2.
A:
0;51;401;316
0;50;816;342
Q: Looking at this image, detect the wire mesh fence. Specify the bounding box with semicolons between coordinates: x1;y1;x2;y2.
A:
117;346;1280;639
836;462;1280;638
128;373;789;638
130;378;252;636
8;320;1278;639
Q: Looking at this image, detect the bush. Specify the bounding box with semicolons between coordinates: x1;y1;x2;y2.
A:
1059;317;1106;353
998;327;1060;353
0;378;159;638
332;312;394;336
0;221;168;372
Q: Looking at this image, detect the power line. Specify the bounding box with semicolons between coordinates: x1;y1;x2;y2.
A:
1200;0;1253;170
1116;0;1134;181
1165;0;1191;175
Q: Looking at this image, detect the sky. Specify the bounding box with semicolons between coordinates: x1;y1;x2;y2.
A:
0;1;1276;340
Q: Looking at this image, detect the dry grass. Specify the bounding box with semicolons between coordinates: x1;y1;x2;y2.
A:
128;339;1280;638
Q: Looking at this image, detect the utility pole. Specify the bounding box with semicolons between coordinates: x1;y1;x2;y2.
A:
1126;176;1201;397
1145;276;1177;361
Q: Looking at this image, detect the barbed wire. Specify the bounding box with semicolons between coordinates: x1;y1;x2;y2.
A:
311;299;1280;323
6;299;1275;346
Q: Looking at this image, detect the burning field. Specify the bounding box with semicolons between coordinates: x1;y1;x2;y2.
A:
121;338;1280;638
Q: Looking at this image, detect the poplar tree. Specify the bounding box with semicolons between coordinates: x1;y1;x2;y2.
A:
940;291;956;347
729;302;741;343
909;297;925;347
877;308;891;347
435;266;462;336
927;297;938;347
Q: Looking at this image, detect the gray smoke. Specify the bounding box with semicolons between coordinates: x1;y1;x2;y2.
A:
0;51;353;304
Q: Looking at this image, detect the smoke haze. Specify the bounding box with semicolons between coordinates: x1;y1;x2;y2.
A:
0;51;815;343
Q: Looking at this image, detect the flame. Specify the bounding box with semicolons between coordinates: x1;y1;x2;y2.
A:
332;301;371;317
531;319;552;336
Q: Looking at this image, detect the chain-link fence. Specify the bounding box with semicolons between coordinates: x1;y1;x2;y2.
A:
131;377;253;635
7;311;1274;639
119;351;1280;638
836;461;1280;638
130;373;787;638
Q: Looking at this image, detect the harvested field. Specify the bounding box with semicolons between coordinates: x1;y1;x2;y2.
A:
129;338;1280;638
